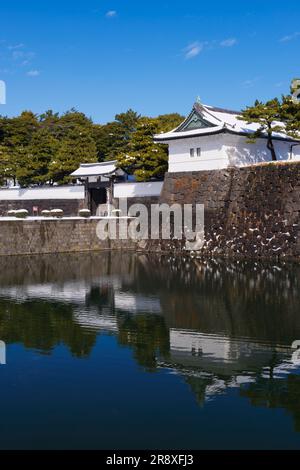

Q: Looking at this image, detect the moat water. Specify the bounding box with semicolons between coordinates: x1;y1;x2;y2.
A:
0;252;300;449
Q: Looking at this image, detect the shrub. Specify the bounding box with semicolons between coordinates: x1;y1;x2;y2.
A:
41;210;51;217
7;210;16;217
15;209;29;219
78;209;91;218
50;209;64;218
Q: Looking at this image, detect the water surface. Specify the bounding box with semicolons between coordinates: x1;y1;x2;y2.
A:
0;253;300;449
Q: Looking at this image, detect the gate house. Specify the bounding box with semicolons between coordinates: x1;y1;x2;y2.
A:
71;161;126;215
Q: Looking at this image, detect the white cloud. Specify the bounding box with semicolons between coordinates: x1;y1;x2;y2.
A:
279;32;300;43
12;49;35;62
105;10;117;18
0;41;39;76
8;43;24;50
242;77;260;88
220;38;237;47
183;37;237;60
184;42;204;60
26;70;40;77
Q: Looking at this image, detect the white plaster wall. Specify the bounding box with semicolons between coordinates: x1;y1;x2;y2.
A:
113;181;163;198
223;134;298;166
0;185;85;200
167;133;300;172
291;145;300;161
167;135;229;172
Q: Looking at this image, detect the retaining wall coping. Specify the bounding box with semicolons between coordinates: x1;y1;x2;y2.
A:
0;216;135;222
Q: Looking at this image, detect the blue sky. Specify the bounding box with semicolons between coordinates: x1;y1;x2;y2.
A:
0;0;300;123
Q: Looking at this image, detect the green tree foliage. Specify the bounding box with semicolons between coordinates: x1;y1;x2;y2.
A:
0;111;39;147
0;144;19;186
154;113;185;133
0;106;183;186
115;109;141;138
238;98;284;161
39;110;60;135
1;85;300;187
49;126;98;184
0;109;99;186
280;95;300;139
0;111;39;185
92;121;125;161
16;129;59;186
117;113;183;181
117;118;168;181
93;109;141;161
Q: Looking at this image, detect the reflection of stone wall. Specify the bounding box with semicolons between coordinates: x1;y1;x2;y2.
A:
136;255;300;344
1;251;300;356
159;162;300;259
0;252;136;285
0;198;84;216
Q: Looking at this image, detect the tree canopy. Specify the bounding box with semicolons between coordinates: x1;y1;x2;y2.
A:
280;95;300;139
238;98;284;161
0;108;184;186
1;84;299;186
238;92;300;161
117;115;183;181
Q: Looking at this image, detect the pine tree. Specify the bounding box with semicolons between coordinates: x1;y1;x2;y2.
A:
16;129;59;186
238;99;284;161
49;126;97;184
0;144;19;186
93;109;141;161
0;107;183;186
117;118;168;181
0;111;39;186
280;95;300;139
115;109;141;139
1;111;39;147
154;113;184;132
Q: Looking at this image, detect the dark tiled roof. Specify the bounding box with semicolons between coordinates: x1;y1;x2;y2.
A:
207;105;242;115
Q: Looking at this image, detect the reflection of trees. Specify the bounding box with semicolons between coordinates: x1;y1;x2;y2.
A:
240;375;300;432
117;313;170;371
0;299;97;358
0;251;300;418
185;376;210;406
1;253;299;348
1;252;300;358
85;285;115;311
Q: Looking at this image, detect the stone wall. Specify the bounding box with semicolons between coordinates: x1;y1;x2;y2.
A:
113;196;159;216
0;219;136;256
0;162;299;260
159;162;300;259
0;198;85;216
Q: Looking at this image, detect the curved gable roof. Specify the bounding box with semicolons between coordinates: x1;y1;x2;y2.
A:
154;102;300;143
